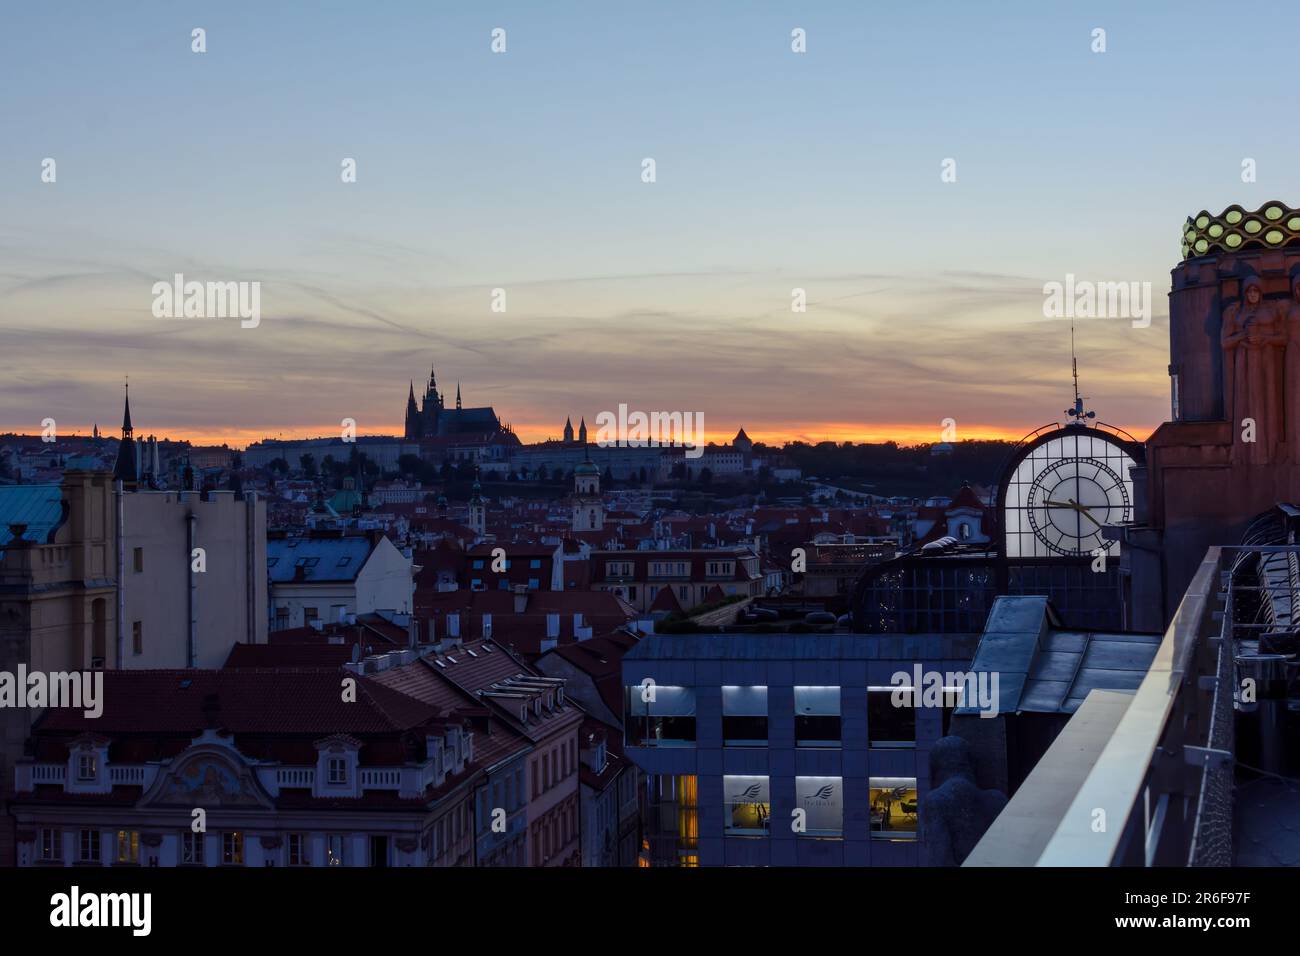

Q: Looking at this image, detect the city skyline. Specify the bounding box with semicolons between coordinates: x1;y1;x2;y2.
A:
1;372;1149;450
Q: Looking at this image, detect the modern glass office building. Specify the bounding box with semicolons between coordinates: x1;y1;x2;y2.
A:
622;633;979;866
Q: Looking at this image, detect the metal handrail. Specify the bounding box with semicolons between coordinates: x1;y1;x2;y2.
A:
1036;547;1223;866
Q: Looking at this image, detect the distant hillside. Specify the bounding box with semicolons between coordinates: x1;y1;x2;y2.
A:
773;439;1019;498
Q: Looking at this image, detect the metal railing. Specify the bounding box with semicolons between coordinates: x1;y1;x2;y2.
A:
1037;546;1235;866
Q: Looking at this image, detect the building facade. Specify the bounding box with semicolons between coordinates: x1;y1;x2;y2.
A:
621;632;978;866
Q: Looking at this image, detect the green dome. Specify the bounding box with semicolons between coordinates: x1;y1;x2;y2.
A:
575;460;599;476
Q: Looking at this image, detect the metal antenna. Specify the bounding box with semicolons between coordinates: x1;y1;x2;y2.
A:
1065;320;1096;424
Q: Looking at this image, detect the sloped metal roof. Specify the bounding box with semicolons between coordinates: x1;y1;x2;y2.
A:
267;536;373;583
0;484;66;550
957;595;1160;716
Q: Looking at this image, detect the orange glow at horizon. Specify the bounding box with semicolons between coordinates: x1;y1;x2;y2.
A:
16;418;1153;449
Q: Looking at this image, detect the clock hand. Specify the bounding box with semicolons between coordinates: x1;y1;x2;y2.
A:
1067;498;1104;529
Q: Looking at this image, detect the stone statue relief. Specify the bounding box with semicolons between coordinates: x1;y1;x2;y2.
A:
1287;276;1300;454
1222;276;1285;464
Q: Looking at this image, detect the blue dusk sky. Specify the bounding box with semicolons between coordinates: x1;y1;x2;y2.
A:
3;0;1299;446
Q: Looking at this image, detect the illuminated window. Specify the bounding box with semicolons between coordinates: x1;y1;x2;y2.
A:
77;754;97;781
724;775;770;836
722;686;768;746
868;687;916;748
222;831;244;865
624;685;696;747
869;778;919;839
795;776;843;838
116;829;140;864
794;686;841;747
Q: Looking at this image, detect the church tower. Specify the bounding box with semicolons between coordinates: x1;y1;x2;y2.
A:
112;383;138;488
468;473;486;538
404;381;421;440
563;417;574;443
578;417;588;444
571;450;604;532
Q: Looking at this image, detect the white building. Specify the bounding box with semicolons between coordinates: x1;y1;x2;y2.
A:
268;533;413;631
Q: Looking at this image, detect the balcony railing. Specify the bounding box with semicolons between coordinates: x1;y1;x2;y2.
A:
1036;546;1236;866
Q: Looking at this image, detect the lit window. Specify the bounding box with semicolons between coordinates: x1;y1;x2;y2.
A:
222;832;244;865
77;754;97;781
869;778;919;839
116;830;140;864
724;775;770;836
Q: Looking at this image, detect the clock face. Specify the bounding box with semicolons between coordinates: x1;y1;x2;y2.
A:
1003;431;1136;559
1025;458;1130;556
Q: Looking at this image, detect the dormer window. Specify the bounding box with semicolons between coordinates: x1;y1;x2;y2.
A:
77;754;97;781
520;706;528;723
327;757;348;785
533;698;542;717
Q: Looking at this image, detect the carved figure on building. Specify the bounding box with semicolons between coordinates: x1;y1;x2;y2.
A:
1222;276;1285;464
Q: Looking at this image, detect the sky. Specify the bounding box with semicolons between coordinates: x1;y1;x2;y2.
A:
4;0;1300;448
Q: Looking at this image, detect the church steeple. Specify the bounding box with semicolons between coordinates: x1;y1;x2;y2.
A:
113;382;138;486
563;417;574;443
456;382;462;410
579;417;588;444
404;381;421;440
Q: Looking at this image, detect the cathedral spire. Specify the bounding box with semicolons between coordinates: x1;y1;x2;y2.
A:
113;381;138;486
456;381;462;410
579;416;587;444
563;417;574;443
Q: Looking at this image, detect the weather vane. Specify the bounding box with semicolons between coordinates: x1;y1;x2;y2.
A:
1064;320;1096;425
